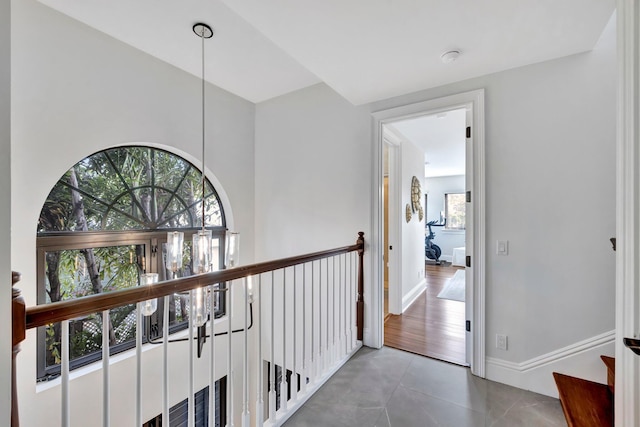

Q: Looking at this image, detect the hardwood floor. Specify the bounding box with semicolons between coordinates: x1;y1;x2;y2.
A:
384;264;466;365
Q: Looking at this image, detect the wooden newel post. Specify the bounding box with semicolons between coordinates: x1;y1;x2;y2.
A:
356;232;365;341
12;271;25;427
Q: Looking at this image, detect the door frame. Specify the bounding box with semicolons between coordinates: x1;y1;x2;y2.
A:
615;0;640;425
370;89;486;377
383;131;402;315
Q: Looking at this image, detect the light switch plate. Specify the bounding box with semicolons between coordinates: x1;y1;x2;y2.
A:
497;240;508;255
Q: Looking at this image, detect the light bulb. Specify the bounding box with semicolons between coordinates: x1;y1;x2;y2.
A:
140;273;159;316
166;231;184;273
193;287;208;327
193;230;212;274
225;231;240;268
247;275;254;303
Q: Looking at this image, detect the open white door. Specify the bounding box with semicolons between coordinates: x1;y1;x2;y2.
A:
464;106;474;367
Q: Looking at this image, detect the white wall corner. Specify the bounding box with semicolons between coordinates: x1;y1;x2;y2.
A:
486;331;615;398
402;278;426;312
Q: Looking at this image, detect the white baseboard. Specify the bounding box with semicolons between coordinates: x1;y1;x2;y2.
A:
440;255;453;262
486;330;615;398
402;278;426;312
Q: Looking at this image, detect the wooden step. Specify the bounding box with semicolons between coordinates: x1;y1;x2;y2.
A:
553;372;613;427
600;355;615;395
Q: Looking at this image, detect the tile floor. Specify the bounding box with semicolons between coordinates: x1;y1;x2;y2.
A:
283;346;566;427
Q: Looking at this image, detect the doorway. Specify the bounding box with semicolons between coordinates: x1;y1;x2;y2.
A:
383;108;468;365
371;89;486;377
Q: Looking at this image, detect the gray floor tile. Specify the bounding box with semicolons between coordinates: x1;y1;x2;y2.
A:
283;347;566;427
400;352;489;412
487;389;566;427
305;347;412;409
283;403;385;427
381;384;486;427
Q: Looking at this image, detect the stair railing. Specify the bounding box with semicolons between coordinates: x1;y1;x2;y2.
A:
11;232;365;427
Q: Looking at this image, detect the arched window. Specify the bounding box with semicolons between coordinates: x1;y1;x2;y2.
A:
36;146;227;380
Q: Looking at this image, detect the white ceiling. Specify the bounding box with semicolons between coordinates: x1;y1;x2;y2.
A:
388;108;467;178
38;0;614;105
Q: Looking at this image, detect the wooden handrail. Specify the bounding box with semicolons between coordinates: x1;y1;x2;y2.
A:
26;240;362;330
11;232;365;427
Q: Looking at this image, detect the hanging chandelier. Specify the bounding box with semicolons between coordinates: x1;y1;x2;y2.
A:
143;21;242;324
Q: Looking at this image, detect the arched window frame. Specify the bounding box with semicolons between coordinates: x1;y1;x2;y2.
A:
36;146;228;381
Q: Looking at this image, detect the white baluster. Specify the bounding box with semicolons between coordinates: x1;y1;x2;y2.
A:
310;261;316;383
335;256;340;359
281;269;288;412
189;292;195;427
61;320;70;427
291;267;298;403
352;252;357;347
163;295;170;424
256;274;264;427
242;277;250;427
102;310;110;427
136;303;142;427
301;263;307;395
228;281;234;427
209;286;216;427
318;259;323;375
269;272;276;422
324;258;333;369
343;253;347;356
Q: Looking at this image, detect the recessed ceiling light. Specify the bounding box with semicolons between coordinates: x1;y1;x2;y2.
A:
441;50;461;64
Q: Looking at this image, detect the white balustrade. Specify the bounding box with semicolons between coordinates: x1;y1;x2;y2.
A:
43;240;364;427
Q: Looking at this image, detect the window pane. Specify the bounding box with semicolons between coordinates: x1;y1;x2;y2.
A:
445;193;466;230
42;244;144;373
38;147;225;234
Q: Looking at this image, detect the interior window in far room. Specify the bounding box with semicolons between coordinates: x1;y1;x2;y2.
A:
444;192;466;230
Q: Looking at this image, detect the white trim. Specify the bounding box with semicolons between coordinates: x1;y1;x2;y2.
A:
371;89;486;376
486;331;615;398
615;1;640;426
401;279;426;313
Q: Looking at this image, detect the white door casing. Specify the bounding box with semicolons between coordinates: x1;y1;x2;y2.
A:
615;1;640;426
370;89;486;377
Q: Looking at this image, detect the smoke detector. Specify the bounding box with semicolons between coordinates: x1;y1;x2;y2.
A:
440;50;461;64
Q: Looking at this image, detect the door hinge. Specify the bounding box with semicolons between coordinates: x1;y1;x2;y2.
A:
466;126;471;138
466;320;471;332
466;191;471;203
466;255;471;268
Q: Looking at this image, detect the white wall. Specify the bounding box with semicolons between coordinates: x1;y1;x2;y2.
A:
12;0;255;424
373;14;617;387
400;140;427;310
0;0;11;424
254;13;616;395
254;83;371;261
425;175;466;261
